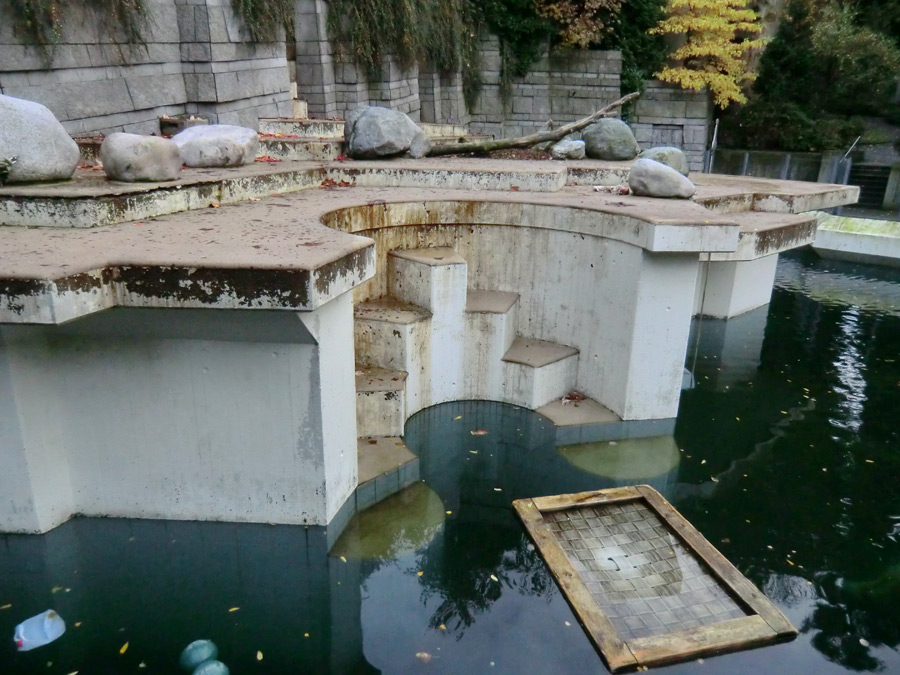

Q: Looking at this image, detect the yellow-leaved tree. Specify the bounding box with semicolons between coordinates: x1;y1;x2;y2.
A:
650;0;765;107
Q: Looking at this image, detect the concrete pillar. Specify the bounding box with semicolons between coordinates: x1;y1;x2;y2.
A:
295;0;339;118
616;252;699;421
0;299;358;534
693;255;780;319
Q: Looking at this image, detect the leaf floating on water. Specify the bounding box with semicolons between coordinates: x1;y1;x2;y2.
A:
787;559;795;566
304;633;309;638
865;459;875;463
860;638;870;647
51;585;64;594
257;651;264;661
0;603;11;610
120;642;129;655
340;556;347;563
416;652;433;663
74;621;82;628
454;416;462;420
417;571;424;577
493;488;502;492
228;607;240;612
470;430;488;436
700;459;707;465
565;621;571;626
469;450;478;455
490;575;499;582
139;663;146;669
439;624;446;630
710;476;719;483
446;511;452;515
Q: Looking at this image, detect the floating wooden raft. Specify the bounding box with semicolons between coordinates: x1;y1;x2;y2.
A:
513;485;796;671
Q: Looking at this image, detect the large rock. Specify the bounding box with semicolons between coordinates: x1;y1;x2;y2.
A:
550;139;586;160
628;158;696;199
345;106;431;159
100;133;182;182
582;118;640;161
639;146;689;176
0;94;79;183
172;124;258;167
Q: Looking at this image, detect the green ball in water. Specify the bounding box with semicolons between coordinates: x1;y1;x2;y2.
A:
179;640;219;671
194;660;230;675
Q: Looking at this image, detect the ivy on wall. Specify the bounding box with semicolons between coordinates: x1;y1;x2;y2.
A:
8;0;148;64
230;0;294;44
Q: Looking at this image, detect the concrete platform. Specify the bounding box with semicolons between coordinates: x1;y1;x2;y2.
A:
813;213;900;268
356;437;420;510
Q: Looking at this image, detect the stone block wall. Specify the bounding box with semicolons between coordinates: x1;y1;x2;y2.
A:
467;37;622;139
0;0;291;135
630;81;712;172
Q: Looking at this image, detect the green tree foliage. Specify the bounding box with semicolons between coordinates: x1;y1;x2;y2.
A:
721;0;900;151
605;0;668;99
650;0;765;107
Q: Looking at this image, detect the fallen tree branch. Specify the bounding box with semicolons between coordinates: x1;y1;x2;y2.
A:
425;91;641;157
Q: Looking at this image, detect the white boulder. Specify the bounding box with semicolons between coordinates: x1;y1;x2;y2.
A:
628;158;696;199
0;94;79;183
100;133;182;182
172;124;259;167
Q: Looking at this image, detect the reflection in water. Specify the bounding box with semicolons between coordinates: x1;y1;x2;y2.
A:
331;482;445;561
558;435;681;482
831;307;867;434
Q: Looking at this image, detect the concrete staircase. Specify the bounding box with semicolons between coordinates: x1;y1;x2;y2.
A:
257;116;490;162
354;246;580;504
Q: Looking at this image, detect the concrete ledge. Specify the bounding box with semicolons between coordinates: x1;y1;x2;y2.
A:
812;214;900;268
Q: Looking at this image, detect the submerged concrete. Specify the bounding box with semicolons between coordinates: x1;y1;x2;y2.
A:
0;158;858;534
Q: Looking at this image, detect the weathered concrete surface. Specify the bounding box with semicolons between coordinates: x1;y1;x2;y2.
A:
0;302;358;533
813;214;900;268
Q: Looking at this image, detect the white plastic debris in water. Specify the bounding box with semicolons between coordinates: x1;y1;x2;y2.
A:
14;610;66;651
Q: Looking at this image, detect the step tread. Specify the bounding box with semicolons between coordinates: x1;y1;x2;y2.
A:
358;437;417;485
356;366;408;393
503;336;579;368
355;298;431;324
536;395;621;427
466;289;519;314
389;247;466;266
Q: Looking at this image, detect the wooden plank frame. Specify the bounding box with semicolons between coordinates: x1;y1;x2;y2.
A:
513;485;797;672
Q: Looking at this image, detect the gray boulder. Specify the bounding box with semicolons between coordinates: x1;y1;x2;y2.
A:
100;133;182;182
172;124;258;167
550;139;586;160
628;158;696;199
582;118;640;161
0;94;79;183
639;146;689;176
345;106;431;159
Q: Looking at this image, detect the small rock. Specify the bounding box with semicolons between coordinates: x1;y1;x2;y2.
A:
100;133;181;182
550;139;586;160
639;146;689;176
172;124;259;167
192;660;229;675
0;94;79;183
582;118;640;161
345;106;429;159
179;639;218;671
628;158;696;199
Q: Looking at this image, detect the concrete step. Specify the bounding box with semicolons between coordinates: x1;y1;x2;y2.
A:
258;118;345;137
258;137;343;161
356;437;420;510
388;248;468;406
464;289;520;400
354;298;430;415
502;336;579;409
356;366;407;438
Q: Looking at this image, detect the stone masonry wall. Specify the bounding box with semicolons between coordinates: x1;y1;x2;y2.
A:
0;0;291;135
468;37;622;139
631;81;712;172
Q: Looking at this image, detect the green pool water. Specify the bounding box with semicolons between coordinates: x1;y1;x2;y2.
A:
2;249;899;674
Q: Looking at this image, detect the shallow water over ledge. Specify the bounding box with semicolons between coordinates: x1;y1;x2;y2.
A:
2;249;899;674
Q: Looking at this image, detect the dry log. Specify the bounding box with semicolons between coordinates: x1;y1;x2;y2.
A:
425;91;640;157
